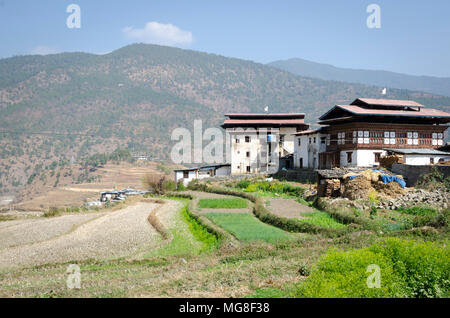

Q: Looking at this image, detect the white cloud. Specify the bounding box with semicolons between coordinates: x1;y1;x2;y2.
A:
122;21;193;47
30;46;60;55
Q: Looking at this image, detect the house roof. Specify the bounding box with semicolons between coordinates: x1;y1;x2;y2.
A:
225;113;305;118
223;113;308;127
352;98;424;108
174;164;231;172
386;148;450;156
224;119;306;125
319;103;450;123
292;129;322;136
336;104;450;117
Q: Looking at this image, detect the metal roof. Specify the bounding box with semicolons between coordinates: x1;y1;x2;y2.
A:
386;148;450;155
174;164;231;172
353;98;424;108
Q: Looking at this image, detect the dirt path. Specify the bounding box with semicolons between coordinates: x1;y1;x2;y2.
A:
0;200;181;270
265;198;315;219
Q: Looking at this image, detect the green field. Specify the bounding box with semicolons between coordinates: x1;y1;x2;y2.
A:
300;211;346;229
204;212;290;243
198;198;248;209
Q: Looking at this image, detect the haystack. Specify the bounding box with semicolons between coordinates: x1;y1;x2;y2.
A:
342;176;374;200
372;180;405;198
379;155;403;168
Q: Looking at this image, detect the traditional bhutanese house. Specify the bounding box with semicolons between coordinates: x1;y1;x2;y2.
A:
174;164;231;186
314;98;450;168
292;128;325;169
222;113;309;174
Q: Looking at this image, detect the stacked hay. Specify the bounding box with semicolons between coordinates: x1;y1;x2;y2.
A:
325;179;341;197
372;180;405;198
342;169;406;200
342;176;373;200
379;155;403;168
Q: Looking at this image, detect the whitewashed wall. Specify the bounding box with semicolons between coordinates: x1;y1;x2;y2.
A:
293;133;323;169
339;149;387;167
174;170;197;186
404;155;450;165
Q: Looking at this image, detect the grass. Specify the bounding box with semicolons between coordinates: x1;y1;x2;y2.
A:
204;212;291;243
0;215;16;222
180;204;219;252
145;198;218;257
300;211;346;229
396;206;438;216
198;198;248;209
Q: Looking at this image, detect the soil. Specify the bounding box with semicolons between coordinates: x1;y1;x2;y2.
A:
265;197;315;219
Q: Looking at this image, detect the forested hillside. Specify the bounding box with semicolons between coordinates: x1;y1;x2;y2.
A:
1;43;450;194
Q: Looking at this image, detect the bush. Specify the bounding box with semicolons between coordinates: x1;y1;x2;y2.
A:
142;173;174;195
296;238;450;298
43;207;62;218
236;179;251;189
416;167;450;191
176;181;186;191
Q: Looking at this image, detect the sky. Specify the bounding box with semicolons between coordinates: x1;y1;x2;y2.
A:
1;0;450;77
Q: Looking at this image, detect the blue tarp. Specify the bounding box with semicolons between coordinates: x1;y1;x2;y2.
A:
348;174;363;180
380;174;406;188
371;169;385;173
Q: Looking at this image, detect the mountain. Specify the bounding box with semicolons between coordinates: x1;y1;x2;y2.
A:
1;44;450;195
268;58;450;97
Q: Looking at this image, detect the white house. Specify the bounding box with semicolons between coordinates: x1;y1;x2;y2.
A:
222;113;309;174
293;129;326;169
386;149;450;165
174;164;231;186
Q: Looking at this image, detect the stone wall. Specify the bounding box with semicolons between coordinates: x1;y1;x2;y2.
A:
272;169;317;183
391;164;450;186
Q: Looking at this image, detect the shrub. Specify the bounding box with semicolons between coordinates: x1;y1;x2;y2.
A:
142;173;173;195
43;207;62;218
296;238;450;298
236;179;251;189
176;180;186;191
416;167;450;191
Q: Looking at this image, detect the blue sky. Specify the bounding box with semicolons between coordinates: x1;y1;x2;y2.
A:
1;0;450;77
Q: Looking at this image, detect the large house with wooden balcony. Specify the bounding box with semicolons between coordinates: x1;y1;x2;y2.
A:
222;113;309;174
293;98;450;169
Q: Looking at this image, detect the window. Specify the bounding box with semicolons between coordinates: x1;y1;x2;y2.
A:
245;136;250;143
298;138;301;146
299;158;303;168
280;135;285;143
246;151;250;158
321;137;326;144
374;152;382;163
347;152;353;163
314;137;316;143
235;138;240;143
183;171;189;178
246;166;251;173
430;158;434;164
309;138;312;144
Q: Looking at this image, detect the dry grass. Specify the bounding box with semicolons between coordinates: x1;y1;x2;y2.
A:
148;207;169;240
